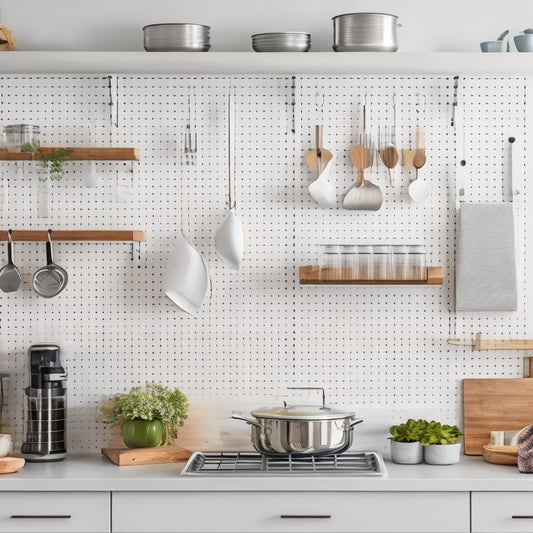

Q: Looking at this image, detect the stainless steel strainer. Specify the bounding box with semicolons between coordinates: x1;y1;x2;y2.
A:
32;229;68;298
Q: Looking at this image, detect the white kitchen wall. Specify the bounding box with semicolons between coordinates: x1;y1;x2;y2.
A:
0;0;531;53
0;72;530;458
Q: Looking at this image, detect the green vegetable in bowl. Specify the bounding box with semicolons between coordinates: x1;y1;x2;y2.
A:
389;419;428;443
419;421;463;445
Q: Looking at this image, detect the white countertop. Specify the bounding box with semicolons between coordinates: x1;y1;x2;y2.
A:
0;454;532;492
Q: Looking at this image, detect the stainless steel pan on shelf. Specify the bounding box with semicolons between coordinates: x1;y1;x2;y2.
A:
232;387;363;456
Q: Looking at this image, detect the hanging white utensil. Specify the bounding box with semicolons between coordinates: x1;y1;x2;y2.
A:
163;99;210;315
163;230;210;315
83;123;98;188
408;126;430;203
306;125;336;209
215;92;245;269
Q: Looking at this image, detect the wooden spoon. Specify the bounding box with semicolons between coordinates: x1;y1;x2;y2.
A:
379;145;399;184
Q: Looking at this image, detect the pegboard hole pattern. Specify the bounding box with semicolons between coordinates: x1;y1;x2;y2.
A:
0;74;528;453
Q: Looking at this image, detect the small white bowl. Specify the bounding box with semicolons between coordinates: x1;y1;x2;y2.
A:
0;434;13;457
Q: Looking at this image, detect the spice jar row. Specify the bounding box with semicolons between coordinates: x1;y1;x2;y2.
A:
317;244;427;281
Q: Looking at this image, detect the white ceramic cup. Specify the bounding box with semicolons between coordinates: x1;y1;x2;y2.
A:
0;434;13;457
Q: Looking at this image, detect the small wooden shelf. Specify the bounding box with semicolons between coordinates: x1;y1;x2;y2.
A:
448;332;533;352
0;230;146;242
299;265;444;285
0;147;140;161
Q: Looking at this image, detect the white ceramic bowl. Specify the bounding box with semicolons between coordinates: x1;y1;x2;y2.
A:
0;434;13;457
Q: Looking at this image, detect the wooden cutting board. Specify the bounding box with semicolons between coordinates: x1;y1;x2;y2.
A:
463;378;533;455
101;445;192;466
0;457;25;474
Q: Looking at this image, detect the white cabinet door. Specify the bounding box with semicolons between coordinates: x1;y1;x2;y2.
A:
113;491;469;533
472;492;533;533
0;492;110;533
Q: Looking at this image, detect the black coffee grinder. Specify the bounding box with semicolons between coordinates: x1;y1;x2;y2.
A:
21;344;67;462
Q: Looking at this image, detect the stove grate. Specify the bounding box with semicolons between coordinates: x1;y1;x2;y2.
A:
181;451;387;476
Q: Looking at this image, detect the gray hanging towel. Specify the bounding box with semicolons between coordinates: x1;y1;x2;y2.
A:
456;203;517;311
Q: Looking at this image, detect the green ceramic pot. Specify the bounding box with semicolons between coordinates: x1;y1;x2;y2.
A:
122;419;163;448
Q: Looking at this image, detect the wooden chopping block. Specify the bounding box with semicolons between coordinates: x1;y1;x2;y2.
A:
0;24;17;51
0;457;25;474
101;445;192;466
463;378;533;455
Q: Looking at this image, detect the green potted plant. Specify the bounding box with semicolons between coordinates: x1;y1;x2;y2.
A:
21;142;73;181
420;421;463;465
97;382;189;448
388;419;428;464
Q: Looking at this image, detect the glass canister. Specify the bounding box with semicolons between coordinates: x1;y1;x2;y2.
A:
3;124;40;153
392;245;409;280
357;245;374;280
373;245;393;280
320;244;342;281
341;245;359;280
407;244;427;280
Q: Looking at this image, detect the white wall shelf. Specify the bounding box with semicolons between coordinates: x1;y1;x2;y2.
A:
0;51;532;75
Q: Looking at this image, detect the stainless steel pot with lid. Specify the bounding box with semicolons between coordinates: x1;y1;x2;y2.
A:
232;387;363;456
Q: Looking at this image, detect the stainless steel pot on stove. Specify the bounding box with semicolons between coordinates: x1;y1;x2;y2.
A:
232;387;363;456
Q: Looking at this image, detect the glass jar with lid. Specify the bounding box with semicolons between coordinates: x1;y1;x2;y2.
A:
3;124;40;153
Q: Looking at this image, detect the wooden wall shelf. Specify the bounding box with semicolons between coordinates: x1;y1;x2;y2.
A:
0;147;140;161
448;332;533;351
299;265;444;285
0;230;146;242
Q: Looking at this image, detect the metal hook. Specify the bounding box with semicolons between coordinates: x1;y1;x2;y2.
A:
447;338;476;347
315;91;325;116
451;75;460;128
290;76;296;134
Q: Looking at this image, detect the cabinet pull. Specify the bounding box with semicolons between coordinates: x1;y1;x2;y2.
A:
280;514;331;519
512;516;533;519
10;515;72;519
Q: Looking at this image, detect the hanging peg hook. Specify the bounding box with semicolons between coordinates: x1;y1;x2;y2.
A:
451;75;459;128
290;76;296;134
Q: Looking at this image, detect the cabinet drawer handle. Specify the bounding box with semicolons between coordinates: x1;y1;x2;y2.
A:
512;516;533;519
280;514;331;519
10;515;72;519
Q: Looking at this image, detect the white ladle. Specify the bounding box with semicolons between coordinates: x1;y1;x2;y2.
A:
163;103;210;315
163;230;210;315
408;127;430;203
215;92;245;269
408;149;430;203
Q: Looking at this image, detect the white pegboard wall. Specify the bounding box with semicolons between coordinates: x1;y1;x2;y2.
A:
0;74;529;453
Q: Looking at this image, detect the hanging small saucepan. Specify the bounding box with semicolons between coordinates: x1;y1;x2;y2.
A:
32;229;68;298
232;387;363;456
